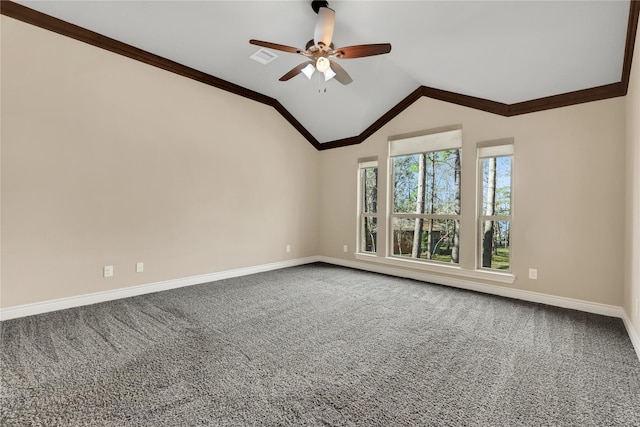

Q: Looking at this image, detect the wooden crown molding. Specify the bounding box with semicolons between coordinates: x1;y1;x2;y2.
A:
2;0;638;151
0;0;322;150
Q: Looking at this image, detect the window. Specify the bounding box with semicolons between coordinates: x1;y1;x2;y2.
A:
478;141;513;271
389;128;462;264
358;160;378;254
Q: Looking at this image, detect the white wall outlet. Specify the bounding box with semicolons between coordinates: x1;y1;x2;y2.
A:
103;265;114;278
136;262;144;273
286;245;291;253
343;245;348;253
528;268;538;280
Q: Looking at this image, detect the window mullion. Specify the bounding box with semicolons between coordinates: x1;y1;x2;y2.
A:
392;213;460;220
478;215;511;221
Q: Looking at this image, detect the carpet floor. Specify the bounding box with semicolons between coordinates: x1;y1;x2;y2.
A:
1;263;639;426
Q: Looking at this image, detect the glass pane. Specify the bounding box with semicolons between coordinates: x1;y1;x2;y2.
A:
361;217;377;253
393;150;461;215
482;156;511;217
425;150;461;215
393;155;419;213
362;167;378;214
480;220;510;270
391;217;460;264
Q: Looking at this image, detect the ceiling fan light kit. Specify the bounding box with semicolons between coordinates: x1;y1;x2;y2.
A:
323;67;336;82
302;63;316;80
315;57;331;73
249;1;391;86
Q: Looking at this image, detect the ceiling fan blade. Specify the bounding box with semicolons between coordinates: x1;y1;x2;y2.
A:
333;43;392;59
279;61;313;81
314;7;335;49
250;39;302;54
329;60;353;85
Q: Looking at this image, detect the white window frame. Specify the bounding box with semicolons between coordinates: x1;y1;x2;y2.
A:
388;126;462;265
477;139;514;272
355;129;516;285
357;159;378;255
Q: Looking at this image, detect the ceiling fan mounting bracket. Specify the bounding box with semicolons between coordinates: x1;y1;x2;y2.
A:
311;1;329;14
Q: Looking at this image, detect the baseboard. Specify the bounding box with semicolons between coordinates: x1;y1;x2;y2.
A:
318;256;640;361
0;256;321;321
317;256;625;317
3;255;639;361
621;311;640;361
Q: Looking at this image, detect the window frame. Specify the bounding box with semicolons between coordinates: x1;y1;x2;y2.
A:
388;127;462;265
477;140;514;272
357;159;379;255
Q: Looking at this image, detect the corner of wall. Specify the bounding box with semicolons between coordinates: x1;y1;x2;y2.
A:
624;20;640;341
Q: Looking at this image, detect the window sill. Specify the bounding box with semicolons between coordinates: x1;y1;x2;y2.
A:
354;253;516;284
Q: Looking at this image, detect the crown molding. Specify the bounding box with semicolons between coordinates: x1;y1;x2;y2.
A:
2;0;638;151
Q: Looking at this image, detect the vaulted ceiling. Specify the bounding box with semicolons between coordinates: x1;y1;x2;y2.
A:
3;1;639;149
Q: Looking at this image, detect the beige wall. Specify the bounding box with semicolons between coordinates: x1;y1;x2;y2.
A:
0;14;633;312
1;17;318;308
318;96;627;306
625;27;640;332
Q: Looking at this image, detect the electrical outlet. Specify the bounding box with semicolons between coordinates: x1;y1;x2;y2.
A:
136;262;144;273
286;245;291;253
103;265;113;278
528;268;538;280
343;245;348;253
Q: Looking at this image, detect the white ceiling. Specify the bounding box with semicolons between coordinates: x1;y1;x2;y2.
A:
15;1;632;144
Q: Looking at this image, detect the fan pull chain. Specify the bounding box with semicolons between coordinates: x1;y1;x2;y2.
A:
318;73;327;93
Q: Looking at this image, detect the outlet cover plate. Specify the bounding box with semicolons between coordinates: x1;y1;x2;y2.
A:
103;265;113;278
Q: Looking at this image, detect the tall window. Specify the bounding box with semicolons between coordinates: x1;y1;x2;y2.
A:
358;160;378;253
390;128;462;264
478;141;513;271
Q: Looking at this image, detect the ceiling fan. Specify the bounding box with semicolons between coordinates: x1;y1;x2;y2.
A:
250;1;391;85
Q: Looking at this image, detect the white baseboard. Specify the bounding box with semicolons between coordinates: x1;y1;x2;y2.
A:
318;256;640;361
2;254;638;362
621;311;640;361
0;256;321;321
317;256;624;317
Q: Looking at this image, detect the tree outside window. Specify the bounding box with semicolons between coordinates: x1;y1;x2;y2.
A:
391;147;461;264
478;143;513;271
359;161;378;254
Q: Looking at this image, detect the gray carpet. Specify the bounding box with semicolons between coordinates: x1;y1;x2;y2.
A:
1;263;639;426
